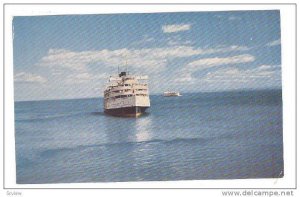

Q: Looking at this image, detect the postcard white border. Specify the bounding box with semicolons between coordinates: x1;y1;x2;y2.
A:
3;3;296;190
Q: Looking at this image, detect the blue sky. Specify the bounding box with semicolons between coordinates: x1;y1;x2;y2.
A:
13;10;281;101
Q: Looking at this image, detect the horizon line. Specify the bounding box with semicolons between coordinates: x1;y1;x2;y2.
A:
14;87;282;102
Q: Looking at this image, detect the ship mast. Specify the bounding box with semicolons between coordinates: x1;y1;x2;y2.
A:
125;57;128;75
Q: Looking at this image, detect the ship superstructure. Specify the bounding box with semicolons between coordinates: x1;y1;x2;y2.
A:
104;72;150;117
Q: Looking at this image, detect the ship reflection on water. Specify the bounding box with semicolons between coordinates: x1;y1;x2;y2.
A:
103;115;154;144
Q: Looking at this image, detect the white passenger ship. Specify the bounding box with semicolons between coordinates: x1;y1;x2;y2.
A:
163;91;182;97
104;71;150;117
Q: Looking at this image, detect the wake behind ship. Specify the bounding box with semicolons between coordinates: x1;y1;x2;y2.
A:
103;71;150;117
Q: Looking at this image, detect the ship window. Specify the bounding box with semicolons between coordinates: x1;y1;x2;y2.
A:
114;95;128;99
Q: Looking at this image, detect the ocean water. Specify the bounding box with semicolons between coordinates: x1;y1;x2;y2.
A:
15;90;283;184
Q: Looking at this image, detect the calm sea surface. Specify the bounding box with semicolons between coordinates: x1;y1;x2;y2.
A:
15;90;283;184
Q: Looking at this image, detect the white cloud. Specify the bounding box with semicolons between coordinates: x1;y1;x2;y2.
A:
166;35;194;46
174;72;194;83
65;72;107;84
39;49;88;72
266;39;281;47
162;24;191;33
200;45;249;54
173;54;256;85
34;45;252;88
37;45;250;74
203;64;280;83
187;54;255;70
214;15;241;21
256;64;280;71
168;39;193;46
14;72;47;84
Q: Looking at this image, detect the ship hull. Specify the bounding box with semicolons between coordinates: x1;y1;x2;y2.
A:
104;106;148;117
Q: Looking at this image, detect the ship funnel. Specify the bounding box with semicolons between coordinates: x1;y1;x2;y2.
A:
119;72;127;77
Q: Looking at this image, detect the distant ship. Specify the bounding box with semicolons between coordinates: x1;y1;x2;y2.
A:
163;91;182;97
103;71;150;117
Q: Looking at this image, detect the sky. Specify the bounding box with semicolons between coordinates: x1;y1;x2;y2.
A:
13;10;281;101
